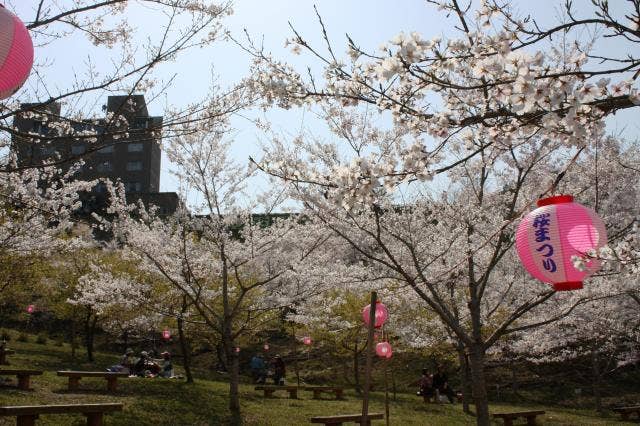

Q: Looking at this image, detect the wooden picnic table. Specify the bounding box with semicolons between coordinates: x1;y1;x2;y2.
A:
304;386;345;400
612;405;640;421
0;369;42;390
56;371;128;392
255;385;300;399
0;403;123;426
310;413;384;426
492;410;545;426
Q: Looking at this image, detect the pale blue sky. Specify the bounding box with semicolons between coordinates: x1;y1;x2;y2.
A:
8;1;638;202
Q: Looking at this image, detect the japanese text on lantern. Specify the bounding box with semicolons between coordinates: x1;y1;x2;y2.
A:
533;212;556;273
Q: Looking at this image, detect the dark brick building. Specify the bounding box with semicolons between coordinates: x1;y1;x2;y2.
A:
12;95;179;217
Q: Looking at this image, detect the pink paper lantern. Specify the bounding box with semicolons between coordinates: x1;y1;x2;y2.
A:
362;301;388;328
0;5;34;100
263;343;270;351
162;329;171;340
375;342;392;359
26;304;34;314
235;347;240;353
516;195;607;291
302;336;312;345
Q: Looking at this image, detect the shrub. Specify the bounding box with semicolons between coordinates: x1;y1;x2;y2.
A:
17;333;28;343
36;334;47;345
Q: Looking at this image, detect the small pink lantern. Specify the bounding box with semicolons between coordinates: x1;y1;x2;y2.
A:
235;347;240;353
375;342;392;359
26;304;35;314
263;343;270;351
162;328;171;340
302;336;312;345
516;195;607;291
0;5;34;99
362;301;389;329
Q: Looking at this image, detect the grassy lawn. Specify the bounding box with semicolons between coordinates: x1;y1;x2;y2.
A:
0;339;628;425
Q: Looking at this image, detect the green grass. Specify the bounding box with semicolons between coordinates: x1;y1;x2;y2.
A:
0;339;628;425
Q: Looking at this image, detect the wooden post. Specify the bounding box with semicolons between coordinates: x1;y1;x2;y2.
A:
384;360;390;426
361;291;377;426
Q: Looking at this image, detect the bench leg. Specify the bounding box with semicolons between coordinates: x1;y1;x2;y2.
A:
16;414;38;426
68;376;80;391
335;389;344;400
0;353;6;365
84;412;104;426
313;390;321;399
106;377;118;392
289;389;298;399
502;419;513;426
525;415;538;425
17;374;31;390
264;390;274;397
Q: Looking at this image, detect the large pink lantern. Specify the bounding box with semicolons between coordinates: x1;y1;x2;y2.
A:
516;195;607;291
362;301;389;329
302;336;312;346
0;5;34;99
375;342;392;359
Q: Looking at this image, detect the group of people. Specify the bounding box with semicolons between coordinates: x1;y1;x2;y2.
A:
250;353;286;385
417;366;457;404
108;348;174;378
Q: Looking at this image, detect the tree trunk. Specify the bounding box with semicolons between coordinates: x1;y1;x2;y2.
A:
226;341;241;425
457;344;472;414
468;345;490;426
177;313;193;383
591;348;602;413
70;319;77;359
221;250;241;425
353;341;362;395
84;310;97;363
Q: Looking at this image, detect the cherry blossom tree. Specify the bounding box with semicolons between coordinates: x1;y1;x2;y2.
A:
111;127;335;424
237;2;639;424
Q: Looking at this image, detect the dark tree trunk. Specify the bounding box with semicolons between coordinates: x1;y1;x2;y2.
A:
224;326;241;425
70;319;77;359
591;348;602;413
468;345;490;426
84;310;97;363
177;312;193;383
457;344;472;414
353;341;362;395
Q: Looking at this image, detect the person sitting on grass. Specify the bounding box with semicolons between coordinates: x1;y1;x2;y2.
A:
108;348;135;374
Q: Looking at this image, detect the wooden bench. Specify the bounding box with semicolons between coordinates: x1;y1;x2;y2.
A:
304;386;345;400
57;371;128;392
310;413;384;425
613;406;640;420
493;410;545;426
0;348;15;365
0;369;43;390
0;403;122;426
255;385;300;399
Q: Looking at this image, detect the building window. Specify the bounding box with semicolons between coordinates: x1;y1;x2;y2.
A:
127;142;143;152
125;181;142;192
97;161;112;172
32;121;47;134
133;119;148;129
126;161;143;171
71;145;86;155
40;146;57;156
97;144;114;154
